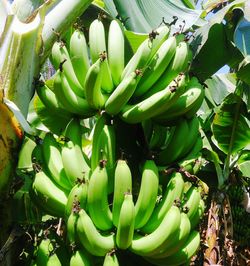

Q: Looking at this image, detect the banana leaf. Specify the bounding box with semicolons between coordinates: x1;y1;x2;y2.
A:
237;150;250;178
204;73;236;106
234;17;250;56
104;0;202;33
211;92;250;155
191;1;246;81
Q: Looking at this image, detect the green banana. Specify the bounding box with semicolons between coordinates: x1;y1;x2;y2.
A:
112;159;132;227
133;36;177;99
34;230;70;266
120;74;187;124
70;249;92;266
84;57;108;109
41;133;72;191
178;134;203;164
69;29;90;89
144;230;200;266
148;124;168;150
155;118;190;166
103;251;119;266
65;177;89;218
52;70;95;117
51;40;85;97
66;210;79;248
30;170;69;217
36;81;71;117
130;206;181;257
90;115;116;194
60;70;96;117
76;209;115;257
87;164;113;231
105;70;141;115
116;193;135;249
89;18;114;92
35;238;62;266
184;90;205;119
121;25;170;80
148;212;191;259
181;116;200;159
190;198;205;230
90;113;107;169
101;53;114;93
134;160;159;229
108;19;125;86
61;118;90;186
142;171;184;233
181;186;201;219
89;18;107;63
153;77;205;124
143;40;192;98
53;70;82;114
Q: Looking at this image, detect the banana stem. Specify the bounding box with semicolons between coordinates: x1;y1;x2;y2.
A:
0;12;43;116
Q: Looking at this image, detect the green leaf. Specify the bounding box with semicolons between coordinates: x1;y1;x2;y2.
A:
237;150;250;177
237;55;250;85
191;23;231;81
204;73;237;105
234;17;250;56
242;82;250;111
211;93;250;155
233;2;250;56
107;0;202;33
190;1;245;80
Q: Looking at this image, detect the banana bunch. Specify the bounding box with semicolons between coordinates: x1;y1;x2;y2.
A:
28;15;209;266
36;16;205;126
29;118;90;218
63;154;205;265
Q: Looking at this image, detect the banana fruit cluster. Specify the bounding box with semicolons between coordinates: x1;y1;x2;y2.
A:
29;115;205;266
37;17;204;124
30;16;207;266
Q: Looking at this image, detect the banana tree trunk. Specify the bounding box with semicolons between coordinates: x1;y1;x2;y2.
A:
0;0;92;263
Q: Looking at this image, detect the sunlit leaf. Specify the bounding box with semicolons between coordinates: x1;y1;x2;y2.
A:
190;1;245;80
234;17;250;56
242;82;250;112
204;73;236;105
105;0;202;33
191;23;236;81
237;150;250;177
237;55;250;86
212;93;250;155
